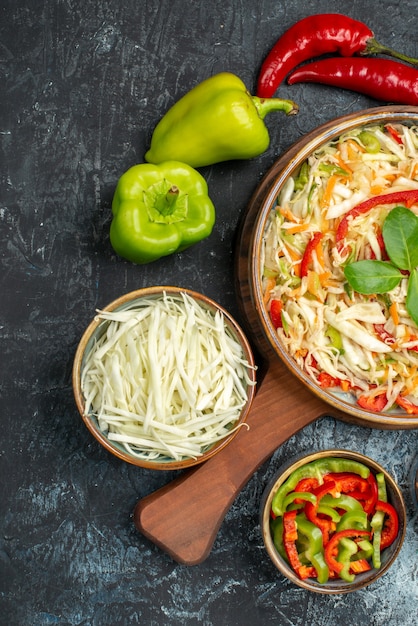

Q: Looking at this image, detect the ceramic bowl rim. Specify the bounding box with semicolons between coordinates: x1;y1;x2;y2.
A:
72;285;257;470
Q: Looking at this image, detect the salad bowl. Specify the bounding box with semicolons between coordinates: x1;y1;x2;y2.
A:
241;105;418;428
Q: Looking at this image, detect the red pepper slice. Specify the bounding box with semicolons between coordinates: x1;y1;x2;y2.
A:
350;558;372;574
322;471;378;515
282;510;311;578
269;299;283;329
385;124;403;145
294;477;320;493
305;480;338;544
324;529;370;574
375;500;399;549
362;473;379;515
317;372;341;388
357;392;387;413
395;395;418;414
323;472;370;495
300;232;323;277
336;189;418;242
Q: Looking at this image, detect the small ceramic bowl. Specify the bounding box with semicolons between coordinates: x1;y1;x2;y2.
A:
260;449;406;594
72;286;256;470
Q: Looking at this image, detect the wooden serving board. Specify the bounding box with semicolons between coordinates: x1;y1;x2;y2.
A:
134;107;418;565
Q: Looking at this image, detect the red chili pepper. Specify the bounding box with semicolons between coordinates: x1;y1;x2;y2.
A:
269;299;283;329
324;529;370;574
395;395;418;414
375;500;399;549
287;57;418;106
256;13;418;98
357;393;387;413
335;189;418;242
300;232;323;277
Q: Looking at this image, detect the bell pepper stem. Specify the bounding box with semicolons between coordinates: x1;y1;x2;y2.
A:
155;185;180;216
364;38;418;67
252;95;299;119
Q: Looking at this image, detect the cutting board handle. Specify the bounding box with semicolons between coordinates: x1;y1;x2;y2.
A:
133;359;330;565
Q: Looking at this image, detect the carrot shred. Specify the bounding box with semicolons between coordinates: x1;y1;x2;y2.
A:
286;223;310;234
390;302;400;326
320;174;339;209
279;206;299;223
263;277;276;304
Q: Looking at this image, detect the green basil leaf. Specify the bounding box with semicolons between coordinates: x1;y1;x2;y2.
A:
406;267;418;327
344;260;403;294
383;206;418;271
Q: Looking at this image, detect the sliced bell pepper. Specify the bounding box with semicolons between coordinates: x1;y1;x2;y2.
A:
352;539;374;562
320;493;364;513
336;537;359;583
395;395;418;414
336;509;368;532
272;458;370;517
349;558;372;574
282;491;317;511
357;392;387;413
324;529;370;576
296;514;329;584
336;189;418;242
376;473;388;502
110;162;216;264
304;481;339;543
282;510;309;578
376;500;399;550
269;299;283;329
145;72;298;168
294;477;320;493
300;232;323;277
371;509;385;569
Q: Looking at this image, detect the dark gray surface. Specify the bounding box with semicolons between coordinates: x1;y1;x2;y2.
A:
1;1;417;624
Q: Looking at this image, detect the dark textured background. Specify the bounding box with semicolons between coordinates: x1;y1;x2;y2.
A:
1;1;417;624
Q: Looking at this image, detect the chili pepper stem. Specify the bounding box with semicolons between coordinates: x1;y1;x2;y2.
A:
252;95;299;119
364;38;418;66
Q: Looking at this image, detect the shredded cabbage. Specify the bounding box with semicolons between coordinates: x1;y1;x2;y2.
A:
262;122;418;413
81;292;256;461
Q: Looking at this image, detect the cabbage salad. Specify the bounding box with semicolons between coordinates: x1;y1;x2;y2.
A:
262;122;418;414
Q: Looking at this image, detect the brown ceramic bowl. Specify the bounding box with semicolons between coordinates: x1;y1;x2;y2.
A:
247;106;418;428
260;449;406;594
72;286;256;470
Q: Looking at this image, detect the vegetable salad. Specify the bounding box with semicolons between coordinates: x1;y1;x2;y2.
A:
262;122;418;414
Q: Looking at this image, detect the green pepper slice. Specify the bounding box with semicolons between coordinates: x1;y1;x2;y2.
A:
272;458;370;517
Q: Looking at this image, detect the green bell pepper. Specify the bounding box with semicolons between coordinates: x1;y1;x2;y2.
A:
145;72;298;168
110;161;216;264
